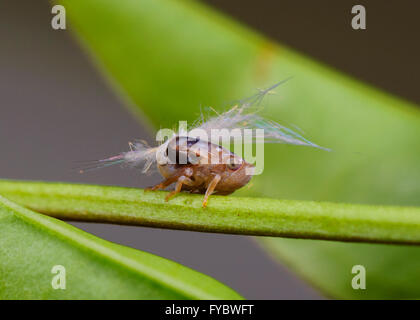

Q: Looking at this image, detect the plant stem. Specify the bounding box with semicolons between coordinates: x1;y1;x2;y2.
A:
0;179;419;245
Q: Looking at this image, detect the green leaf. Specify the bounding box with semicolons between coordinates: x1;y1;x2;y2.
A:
1;180;420;246
60;0;420;298
0;194;241;299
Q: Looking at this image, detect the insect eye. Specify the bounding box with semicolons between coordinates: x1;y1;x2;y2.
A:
227;162;241;171
186;137;200;147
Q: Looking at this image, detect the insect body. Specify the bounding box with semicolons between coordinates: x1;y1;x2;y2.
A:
80;80;329;207
152;136;254;207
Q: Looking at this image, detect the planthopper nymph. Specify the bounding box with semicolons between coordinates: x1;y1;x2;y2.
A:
79;80;329;207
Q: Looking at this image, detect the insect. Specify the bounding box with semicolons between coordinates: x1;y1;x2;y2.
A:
79;80;329;207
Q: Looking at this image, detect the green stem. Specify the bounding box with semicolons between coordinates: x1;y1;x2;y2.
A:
1;179;419;245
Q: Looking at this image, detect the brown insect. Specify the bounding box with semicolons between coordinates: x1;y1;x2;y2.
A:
148;136;254;207
79;81;329;207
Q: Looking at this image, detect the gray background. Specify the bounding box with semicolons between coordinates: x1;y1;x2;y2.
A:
0;0;418;299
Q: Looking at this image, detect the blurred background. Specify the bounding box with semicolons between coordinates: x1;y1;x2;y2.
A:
0;0;419;299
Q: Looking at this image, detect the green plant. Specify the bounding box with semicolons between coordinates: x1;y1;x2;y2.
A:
1;180;420;245
1;0;419;299
0;195;241;299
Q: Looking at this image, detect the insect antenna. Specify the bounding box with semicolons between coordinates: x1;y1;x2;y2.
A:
73;154;126;173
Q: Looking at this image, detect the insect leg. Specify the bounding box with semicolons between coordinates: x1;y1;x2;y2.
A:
202;174;221;208
145;176;179;191
165;176;194;201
